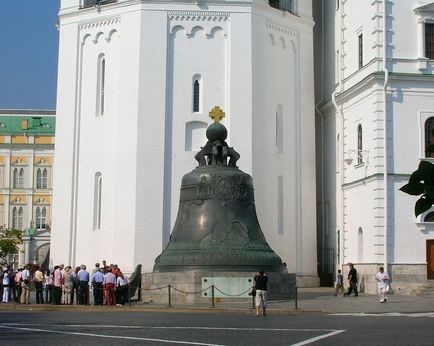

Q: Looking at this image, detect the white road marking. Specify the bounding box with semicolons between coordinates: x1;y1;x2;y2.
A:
0;325;227;346
290;330;346;346
330;312;434;318
0;323;346;345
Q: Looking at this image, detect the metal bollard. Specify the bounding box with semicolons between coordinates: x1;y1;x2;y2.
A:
295;286;298;310
168;285;172;307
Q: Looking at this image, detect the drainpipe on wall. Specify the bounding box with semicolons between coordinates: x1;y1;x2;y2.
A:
383;0;389;272
331;0;346;268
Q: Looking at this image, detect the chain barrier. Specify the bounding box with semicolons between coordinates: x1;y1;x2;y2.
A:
213;285;252;297
1;282;298;309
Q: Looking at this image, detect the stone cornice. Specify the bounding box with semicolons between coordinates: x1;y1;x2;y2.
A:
168;11;230;22
79;16;121;30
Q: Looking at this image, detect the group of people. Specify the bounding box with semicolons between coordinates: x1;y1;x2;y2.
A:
0;260;130;306
334;262;390;303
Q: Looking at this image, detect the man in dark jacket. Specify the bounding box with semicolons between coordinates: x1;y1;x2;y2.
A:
345;262;359;297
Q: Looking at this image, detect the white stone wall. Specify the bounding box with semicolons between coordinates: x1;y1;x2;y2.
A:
314;0;434;292
52;0;318;281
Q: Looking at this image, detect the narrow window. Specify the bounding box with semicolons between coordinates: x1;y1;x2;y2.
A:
357;124;363;164
36;168;42;189
358;33;363;68
336;0;339;10
425;117;434;158
18;207;24;229
12;207;18;229
36;207;41;229
93;172;102;230
425;23;434;59
13;168;19;188
97;55;106;116
42;168;48;188
335;50;340;82
19;168;24;188
193;78;200;113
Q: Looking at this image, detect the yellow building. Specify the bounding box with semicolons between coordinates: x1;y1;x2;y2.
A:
0;110;55;269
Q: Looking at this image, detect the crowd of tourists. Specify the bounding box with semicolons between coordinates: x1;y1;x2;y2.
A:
0;260;129;306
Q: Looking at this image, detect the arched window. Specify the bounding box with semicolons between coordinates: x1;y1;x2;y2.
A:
94;172;102;230
97;54;106;116
357;124;363;164
12;207;18;229
425;117;434;158
42;168;48;188
36;168;42;189
13;167;24;188
424;211;434;222
192;75;201;113
36;207;47;230
12;207;24;229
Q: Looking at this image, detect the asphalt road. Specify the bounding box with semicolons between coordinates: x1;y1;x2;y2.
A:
0;311;433;345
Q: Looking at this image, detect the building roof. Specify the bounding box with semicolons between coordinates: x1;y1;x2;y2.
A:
0;111;55;135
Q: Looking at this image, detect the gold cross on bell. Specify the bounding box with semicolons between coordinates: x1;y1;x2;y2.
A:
209;106;225;123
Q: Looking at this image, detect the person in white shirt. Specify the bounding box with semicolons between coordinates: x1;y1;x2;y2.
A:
20;265;32;304
2;269;10;303
116;272;129;306
375;266;390;303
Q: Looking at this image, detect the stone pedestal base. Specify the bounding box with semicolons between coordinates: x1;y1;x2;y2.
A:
142;271;296;304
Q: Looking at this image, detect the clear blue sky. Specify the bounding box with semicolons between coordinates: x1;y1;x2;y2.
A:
0;0;59;110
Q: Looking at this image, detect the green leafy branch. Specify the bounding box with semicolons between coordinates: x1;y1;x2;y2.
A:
400;160;434;217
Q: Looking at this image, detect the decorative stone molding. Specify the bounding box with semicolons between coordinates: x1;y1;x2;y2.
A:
266;22;299;49
168;11;229;22
169;11;229;37
80;17;120;31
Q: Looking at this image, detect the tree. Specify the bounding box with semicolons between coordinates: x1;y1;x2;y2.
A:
0;226;23;266
400;160;434;217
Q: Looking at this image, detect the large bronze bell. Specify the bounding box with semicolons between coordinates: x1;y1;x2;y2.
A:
154;110;285;273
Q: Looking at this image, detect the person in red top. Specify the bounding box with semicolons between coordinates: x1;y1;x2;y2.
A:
103;268;116;305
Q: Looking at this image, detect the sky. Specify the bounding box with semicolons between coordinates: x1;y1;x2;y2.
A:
0;0;60;110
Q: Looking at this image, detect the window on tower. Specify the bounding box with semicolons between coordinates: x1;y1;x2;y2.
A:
93;172;102;230
269;0;294;13
97;54;106;116
357;124;363;164
192;75;201;113
358;33;363;68
425;23;434;59
79;0;117;9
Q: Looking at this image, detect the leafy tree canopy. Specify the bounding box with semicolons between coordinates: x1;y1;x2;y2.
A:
0;226;23;266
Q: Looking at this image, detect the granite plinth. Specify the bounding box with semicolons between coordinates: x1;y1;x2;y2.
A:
142;271;296;304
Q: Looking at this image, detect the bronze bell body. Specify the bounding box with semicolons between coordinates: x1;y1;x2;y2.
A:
153;121;285;273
